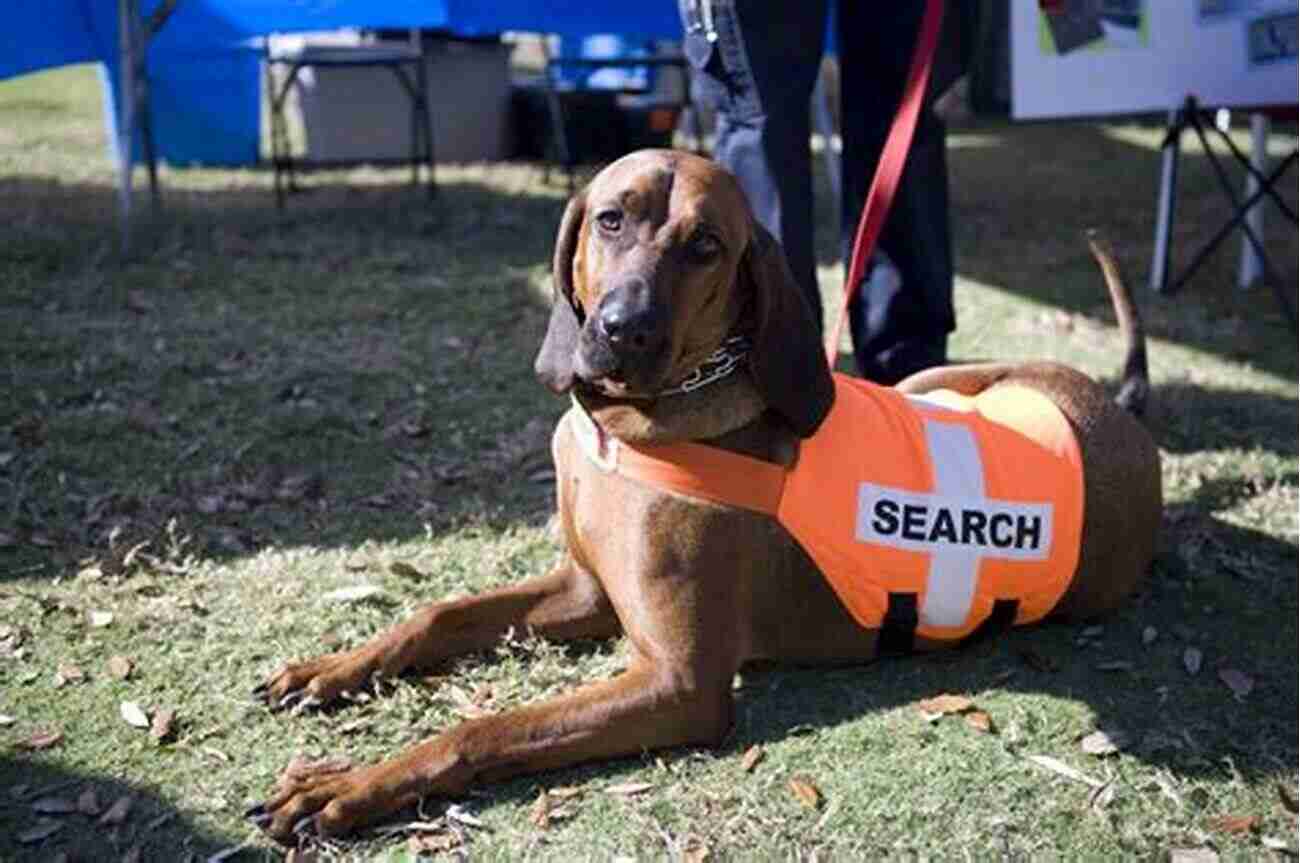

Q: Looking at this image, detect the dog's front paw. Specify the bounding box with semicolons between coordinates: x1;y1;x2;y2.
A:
253;650;377;711
246;757;412;844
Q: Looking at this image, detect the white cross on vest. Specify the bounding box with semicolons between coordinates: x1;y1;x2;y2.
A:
854;416;1055;629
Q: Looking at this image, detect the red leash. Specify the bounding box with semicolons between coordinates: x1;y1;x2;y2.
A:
826;0;946;367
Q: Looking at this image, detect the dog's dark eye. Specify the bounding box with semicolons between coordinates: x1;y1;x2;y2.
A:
595;210;623;233
691;232;722;258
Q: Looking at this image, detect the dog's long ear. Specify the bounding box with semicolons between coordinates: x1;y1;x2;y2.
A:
743;222;834;437
534;191;587;394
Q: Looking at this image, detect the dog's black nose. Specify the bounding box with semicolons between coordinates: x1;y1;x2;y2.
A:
598;291;664;352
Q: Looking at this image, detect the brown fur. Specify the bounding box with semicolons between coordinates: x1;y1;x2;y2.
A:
250;151;1161;843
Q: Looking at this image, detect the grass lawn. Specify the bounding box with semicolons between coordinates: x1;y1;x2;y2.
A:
1;64;1296;861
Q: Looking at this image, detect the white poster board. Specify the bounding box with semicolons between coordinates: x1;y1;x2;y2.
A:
1012;1;1298;119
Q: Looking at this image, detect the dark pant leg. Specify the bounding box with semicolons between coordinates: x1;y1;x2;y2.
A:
837;1;957;384
681;0;828;326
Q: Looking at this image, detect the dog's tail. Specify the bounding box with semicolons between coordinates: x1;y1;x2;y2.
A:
1086;230;1149;419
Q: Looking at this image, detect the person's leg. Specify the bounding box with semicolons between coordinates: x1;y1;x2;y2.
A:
837;1;958;384
680;0;828;325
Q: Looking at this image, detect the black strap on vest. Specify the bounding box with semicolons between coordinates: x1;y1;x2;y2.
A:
878;596;1019;657
961;598;1021;648
877;592;918;657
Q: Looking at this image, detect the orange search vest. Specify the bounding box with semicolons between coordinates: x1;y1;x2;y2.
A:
566;373;1084;641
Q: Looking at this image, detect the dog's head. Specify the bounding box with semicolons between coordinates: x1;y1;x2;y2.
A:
534;150;833;437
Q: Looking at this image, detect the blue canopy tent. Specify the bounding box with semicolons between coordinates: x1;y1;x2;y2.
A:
0;0;681;245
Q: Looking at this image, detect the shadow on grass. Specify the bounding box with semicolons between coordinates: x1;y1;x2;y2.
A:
2;172;570;580
0;757;252;861
1148;380;1298;457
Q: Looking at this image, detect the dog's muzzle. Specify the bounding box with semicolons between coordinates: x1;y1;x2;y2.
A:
577;281;669;393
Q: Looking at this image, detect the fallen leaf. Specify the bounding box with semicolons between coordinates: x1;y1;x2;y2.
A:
408;831;462;853
88;610;114;628
1026;754;1104;788
120;701;150;729
53;663;85;687
1217;668;1253;699
321;585;385;603
150;708;177;742
548;786;583;800
78;787;102;816
31;796;76;815
605;782;654;796
1207;814;1258;834
965;710;995;734
16;818;62;844
0;715;15;726
389;561;425;579
530;789;552;829
99;794;133;826
1262;836;1292;852
917;693;974;720
107;656;134;680
20;729;63;750
1081;729;1129;756
1168;848;1219;863
1278;782;1299;814
740;745;765;773
788;775;823;810
681;836;710;863
1183;646;1203;675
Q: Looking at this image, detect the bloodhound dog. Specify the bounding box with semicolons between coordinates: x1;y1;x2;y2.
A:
250;150;1161;843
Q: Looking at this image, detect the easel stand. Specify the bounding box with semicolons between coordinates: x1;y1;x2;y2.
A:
1148;95;1297;332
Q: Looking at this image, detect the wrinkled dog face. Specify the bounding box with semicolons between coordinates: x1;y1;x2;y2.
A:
562;151;754;398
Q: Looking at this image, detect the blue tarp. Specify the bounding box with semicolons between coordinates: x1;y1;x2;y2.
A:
1;1;681;166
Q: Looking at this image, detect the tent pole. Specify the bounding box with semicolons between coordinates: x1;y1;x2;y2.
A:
116;0;136;254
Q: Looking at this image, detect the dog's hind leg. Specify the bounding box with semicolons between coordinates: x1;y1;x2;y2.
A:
258;557;618;709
